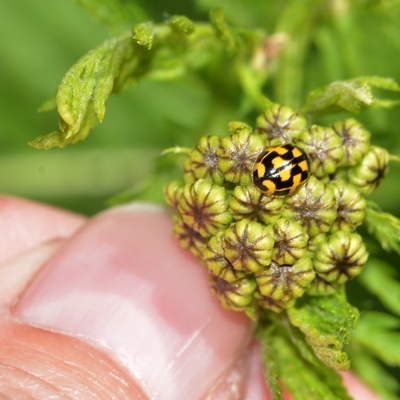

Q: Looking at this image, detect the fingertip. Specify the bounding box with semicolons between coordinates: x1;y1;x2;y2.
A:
15;204;253;399
0;196;85;264
341;371;382;400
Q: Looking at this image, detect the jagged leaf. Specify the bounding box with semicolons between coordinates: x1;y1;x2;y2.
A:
30;32;135;149
38;95;57;112
364;201;400;254
349;344;400;400
133;23;154;49
358;258;400;317
302;76;400;115
257;322;352;400
256;326;282;400
169;15;196;35
209;7;239;54
353;312;400;367
30;101;98;149
33;17;268;149
287;293;359;370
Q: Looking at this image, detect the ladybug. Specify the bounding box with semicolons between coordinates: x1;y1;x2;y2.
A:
252;144;310;196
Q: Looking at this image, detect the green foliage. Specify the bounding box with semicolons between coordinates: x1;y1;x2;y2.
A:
30;32;134;149
287;293;359;370
302;76;400;116
257;319;352;400
359;258;400;317
133;23;154;49
353;312;400;367
209;7;238;54
364;201;400;254
29;10;267;150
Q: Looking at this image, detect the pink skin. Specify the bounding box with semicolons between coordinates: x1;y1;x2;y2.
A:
0;196;381;399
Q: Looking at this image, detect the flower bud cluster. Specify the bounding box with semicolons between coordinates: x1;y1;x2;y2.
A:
164;104;387;318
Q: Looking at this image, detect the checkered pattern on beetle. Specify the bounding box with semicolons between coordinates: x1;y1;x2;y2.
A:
252;144;310;196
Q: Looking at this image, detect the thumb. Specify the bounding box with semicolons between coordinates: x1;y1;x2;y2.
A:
12;203;253;399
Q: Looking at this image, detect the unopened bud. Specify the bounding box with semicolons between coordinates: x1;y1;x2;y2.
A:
282;176;338;237
178;179;232;238
331;118;370;166
296;125;345;178
348;146;389;195
272;218;309;265
255;258;315;302
229;184;283;224
224;219;274;273
209;274;257;318
314;231;368;284
189;135;224;184
203;232;246;282
329;180;366;233
256;103;307;142
217;131;266;185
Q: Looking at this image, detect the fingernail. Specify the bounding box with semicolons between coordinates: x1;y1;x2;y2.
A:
14;203;252;399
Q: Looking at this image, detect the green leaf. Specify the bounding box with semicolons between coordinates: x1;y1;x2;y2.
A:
169;15;196;35
30;101;98;149
364;201;400;254
257;322;352;400
209;7;239;54
302;76;400;116
279;314;319;366
133;23;154;49
256;326;283;400
358;258;400;317
353;311;400;367
349;344;400;400
30;32;135;149
287;293;359;370
37;95;57;112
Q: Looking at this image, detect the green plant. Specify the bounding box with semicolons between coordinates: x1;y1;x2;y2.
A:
12;1;400;398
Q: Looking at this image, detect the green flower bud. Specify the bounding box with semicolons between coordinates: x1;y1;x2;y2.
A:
307;233;326;256
163;180;183;209
172;214;207;258
217;131;266;185
229;185;283;224
255;103;307;142
331;118;370;166
282;176;338;238
227;121;253;135
224;219;274;273
314;231;368;284
348;146;389;195
183;156;196;184
189;135;225;184
203;232;246;282
255;292;295;313
255;258;315;302
296;125;345;178
329;180;366;233
209;274;257;318
307;275;341;296
272;218;309;265
178;179;232;238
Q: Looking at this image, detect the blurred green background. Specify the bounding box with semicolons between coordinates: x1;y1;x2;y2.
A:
1;0;400;217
